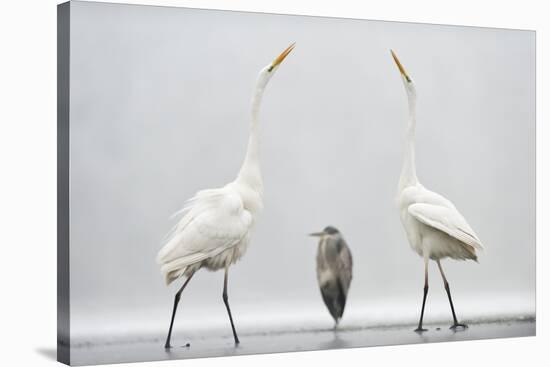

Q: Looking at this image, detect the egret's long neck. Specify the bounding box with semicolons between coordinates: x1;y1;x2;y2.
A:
237;75;267;192
399;87;419;191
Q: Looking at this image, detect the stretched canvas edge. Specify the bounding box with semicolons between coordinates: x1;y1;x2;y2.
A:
57;1;71;365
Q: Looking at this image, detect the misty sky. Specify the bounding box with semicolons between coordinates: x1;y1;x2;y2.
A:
67;1;535;340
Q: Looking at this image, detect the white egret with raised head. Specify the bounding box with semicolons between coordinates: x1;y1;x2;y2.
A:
390;50;484;332
157;43;295;348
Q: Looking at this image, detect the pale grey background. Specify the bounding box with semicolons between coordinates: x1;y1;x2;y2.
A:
68;1;535;341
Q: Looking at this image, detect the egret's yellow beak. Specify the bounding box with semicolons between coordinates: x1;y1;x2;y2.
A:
269;43;295;71
391;50;411;82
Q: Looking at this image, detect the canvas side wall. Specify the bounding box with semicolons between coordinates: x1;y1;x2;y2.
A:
57;2;71;365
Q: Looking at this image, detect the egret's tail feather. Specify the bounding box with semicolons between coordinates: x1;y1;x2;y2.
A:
164;266;187;286
460;241;479;262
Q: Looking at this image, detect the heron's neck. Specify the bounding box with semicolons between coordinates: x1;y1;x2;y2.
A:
399;91;418;191
237;80;265;192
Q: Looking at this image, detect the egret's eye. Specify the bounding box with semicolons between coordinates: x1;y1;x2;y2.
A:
267;65;274;73
406;76;412;83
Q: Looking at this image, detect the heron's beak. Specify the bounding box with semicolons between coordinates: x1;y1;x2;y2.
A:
271;43;296;69
309;231;325;237
390;50;411;82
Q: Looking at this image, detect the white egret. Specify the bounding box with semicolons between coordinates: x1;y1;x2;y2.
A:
309;226;353;327
157;43;295;348
390;50;484;332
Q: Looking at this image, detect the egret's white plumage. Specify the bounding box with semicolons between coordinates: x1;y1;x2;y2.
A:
399;187;483;261
391;50;483;331
157;186;255;284
157;44;294;285
157;44;295;348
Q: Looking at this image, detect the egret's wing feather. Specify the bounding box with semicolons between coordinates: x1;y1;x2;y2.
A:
162;188;224;242
408;203;484;250
156;188;252;284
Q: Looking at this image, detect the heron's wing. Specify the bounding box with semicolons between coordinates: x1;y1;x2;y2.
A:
408;203;483;250
336;240;353;295
157;188;252;283
319;283;345;322
322;237;353;294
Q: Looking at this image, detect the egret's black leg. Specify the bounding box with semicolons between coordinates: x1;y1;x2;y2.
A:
223;266;240;345
415;256;429;333
436;260;467;330
164;272;195;349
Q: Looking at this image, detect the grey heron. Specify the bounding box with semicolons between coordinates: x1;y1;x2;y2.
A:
309;226;353;326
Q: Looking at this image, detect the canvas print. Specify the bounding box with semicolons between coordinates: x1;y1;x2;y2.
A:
57;1;536;365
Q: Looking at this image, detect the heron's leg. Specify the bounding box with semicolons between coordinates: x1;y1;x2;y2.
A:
223;266;240;345
415;255;429;333
164;272;195;349
436;260;467;330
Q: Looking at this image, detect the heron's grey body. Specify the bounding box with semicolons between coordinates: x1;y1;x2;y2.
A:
312;226;353;325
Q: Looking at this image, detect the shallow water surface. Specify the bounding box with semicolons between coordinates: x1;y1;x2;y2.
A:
71;317;535;366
